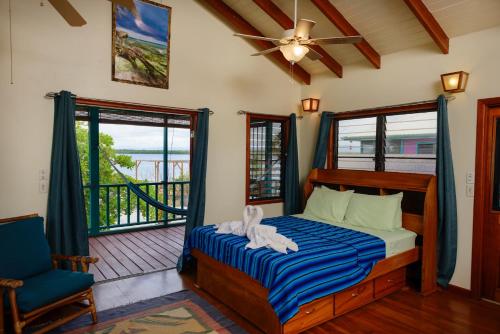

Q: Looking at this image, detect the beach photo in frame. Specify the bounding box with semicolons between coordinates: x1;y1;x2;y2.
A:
112;0;171;89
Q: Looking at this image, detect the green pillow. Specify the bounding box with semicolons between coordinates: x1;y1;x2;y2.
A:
344;192;403;231
304;187;354;223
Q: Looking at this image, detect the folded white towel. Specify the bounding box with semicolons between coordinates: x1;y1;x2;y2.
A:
246;225;277;249
243;205;264;234
215;205;263;236
246;224;298;254
215;205;298;254
215;220;246;236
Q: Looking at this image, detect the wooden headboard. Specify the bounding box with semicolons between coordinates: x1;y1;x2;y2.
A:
303;169;438;295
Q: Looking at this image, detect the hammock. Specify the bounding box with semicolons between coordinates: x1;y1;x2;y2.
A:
100;147;188;216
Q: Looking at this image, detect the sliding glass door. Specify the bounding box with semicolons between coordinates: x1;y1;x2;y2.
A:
76;105;192;236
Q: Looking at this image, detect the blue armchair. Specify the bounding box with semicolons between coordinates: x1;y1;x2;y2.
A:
0;214;98;334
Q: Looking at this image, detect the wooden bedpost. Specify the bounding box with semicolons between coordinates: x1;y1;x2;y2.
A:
421;175;438;295
303;168;318;207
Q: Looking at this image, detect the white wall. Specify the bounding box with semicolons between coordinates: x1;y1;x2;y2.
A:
0;0;301;223
302;26;500;289
2;0;499;291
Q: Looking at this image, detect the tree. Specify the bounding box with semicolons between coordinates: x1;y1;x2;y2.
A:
76;122;189;231
77;122;135;227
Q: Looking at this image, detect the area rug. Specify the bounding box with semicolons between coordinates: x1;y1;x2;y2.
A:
52;290;247;334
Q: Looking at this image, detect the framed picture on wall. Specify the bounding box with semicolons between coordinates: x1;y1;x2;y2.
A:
112;0;171;89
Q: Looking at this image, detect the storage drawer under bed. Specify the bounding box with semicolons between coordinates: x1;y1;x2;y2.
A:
374;267;406;298
283;296;334;334
334;281;374;316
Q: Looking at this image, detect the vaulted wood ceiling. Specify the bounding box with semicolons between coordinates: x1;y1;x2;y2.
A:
199;0;500;84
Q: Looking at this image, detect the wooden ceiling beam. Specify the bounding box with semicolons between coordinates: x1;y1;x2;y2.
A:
311;0;381;69
200;0;311;85
403;0;449;54
253;0;343;78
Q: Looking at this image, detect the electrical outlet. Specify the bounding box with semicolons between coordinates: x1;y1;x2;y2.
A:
39;169;48;181
466;184;474;197
466;171;475;184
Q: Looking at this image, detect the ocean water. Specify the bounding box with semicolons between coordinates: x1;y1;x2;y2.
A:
116;153;190;181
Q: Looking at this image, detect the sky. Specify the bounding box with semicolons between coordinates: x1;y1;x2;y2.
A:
115;0;170;45
100;124;190;150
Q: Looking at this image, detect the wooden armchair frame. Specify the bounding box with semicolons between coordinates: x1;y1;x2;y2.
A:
0;214;99;334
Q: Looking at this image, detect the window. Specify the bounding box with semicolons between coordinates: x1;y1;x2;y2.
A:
332;106;437;174
246;114;288;204
416;142;436;154
337;117;376;171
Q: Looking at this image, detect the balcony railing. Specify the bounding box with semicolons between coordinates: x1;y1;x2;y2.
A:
84;180;189;236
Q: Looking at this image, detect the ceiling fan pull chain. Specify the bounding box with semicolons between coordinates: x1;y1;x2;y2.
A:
9;0;13;84
294;0;297;29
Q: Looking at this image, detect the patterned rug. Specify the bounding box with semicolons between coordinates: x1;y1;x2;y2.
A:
53;290;247;334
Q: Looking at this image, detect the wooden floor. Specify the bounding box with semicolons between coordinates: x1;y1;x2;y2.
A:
91;270;500;334
89;226;185;282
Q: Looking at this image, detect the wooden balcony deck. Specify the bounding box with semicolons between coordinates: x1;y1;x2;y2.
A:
89;226;185;282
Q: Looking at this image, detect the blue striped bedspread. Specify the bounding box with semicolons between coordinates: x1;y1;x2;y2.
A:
186;216;386;324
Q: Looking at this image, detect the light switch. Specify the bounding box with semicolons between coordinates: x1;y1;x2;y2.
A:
466;171;474;184
39;169;48;181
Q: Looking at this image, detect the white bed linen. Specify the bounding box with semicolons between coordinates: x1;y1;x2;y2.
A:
294;213;416;257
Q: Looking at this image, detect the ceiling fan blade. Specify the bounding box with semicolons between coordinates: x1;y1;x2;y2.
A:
251;46;282;56
48;0;87;26
295;19;315;40
234;33;281;42
110;0;137;16
305;46;323;61
308;36;363;45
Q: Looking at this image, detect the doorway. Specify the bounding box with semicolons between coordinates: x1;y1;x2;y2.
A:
472;97;500;302
73;98;197;282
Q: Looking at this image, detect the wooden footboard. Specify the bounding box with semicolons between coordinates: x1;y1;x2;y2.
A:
193;247;419;334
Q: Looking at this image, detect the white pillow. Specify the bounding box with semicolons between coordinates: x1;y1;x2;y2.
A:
304;187;354;224
344;192;403;231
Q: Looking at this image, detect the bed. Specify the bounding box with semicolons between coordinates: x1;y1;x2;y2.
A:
190;169;437;334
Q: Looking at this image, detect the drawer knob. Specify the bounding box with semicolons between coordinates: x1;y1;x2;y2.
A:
387;279;394;283
305;308;315;315
351;292;359;297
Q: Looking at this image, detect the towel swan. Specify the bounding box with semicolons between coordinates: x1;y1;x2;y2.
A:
215;206;298;254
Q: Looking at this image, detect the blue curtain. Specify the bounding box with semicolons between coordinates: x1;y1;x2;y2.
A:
284;114;300;215
177;108;210;272
436;94;457;287
312;112;334;169
47;91;89;256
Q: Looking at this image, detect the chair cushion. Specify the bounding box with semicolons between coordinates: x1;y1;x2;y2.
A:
0;217;52;279
7;270;95;313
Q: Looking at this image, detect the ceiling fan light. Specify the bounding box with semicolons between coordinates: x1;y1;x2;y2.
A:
280;43;309;63
293;45;308;57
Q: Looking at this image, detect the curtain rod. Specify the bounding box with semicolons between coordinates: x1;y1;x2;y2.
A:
237;110;303;119
44;92;214;115
328;95;455;115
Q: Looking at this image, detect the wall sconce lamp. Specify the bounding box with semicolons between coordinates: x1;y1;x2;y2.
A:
440;71;469;93
302;98;320;112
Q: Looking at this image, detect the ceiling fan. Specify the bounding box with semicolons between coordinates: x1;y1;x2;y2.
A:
45;0;137;27
234;0;362;64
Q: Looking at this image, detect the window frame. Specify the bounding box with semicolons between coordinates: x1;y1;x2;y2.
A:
327;101;438;173
75;98;198;236
416;142;437;154
245;113;289;205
